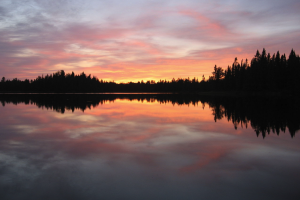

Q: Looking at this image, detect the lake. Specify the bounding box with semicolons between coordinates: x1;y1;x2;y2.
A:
0;94;299;200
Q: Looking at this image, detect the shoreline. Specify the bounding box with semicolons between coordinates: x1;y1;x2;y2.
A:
0;90;295;97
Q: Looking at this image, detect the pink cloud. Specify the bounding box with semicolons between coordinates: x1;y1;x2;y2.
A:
0;2;299;82
176;8;237;42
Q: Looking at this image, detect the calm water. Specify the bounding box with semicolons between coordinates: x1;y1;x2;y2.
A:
0;94;299;200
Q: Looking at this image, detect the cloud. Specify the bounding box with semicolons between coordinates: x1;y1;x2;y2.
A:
0;0;299;81
177;8;235;40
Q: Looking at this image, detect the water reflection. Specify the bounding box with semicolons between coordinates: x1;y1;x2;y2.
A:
0;94;300;200
0;94;299;137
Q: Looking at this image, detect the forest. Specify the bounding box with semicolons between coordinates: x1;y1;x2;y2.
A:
0;48;299;94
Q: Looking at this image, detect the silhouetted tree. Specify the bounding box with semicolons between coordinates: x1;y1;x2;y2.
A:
0;49;299;94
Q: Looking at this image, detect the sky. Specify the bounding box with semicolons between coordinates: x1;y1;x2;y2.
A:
0;0;300;83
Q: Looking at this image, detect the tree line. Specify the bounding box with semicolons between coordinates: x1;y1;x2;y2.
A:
210;48;300;94
0;48;299;93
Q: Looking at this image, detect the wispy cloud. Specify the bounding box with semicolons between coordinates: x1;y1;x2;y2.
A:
0;0;299;81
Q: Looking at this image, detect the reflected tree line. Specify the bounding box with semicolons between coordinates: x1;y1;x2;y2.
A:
0;94;299;138
206;96;300;138
0;49;299;94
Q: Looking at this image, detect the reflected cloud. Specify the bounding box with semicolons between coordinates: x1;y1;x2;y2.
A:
0;94;300;199
1;94;299;138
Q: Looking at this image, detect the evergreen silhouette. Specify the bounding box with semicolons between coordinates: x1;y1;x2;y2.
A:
0;48;299;94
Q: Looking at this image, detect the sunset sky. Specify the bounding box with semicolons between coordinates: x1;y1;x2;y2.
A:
0;0;299;83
